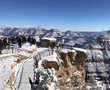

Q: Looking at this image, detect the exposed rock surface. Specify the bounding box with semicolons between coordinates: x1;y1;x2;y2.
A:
33;48;87;90
85;31;110;90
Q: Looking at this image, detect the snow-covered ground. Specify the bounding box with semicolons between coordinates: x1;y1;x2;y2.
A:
0;43;37;90
0;54;17;90
0;42;89;90
7;44;56;90
17;57;34;90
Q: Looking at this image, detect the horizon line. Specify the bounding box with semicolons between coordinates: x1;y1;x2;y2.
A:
0;24;109;32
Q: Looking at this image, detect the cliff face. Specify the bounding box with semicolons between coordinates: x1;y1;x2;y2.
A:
33;48;87;90
85;32;110;90
57;49;87;90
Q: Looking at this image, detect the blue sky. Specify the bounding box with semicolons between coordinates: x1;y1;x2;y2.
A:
0;0;110;31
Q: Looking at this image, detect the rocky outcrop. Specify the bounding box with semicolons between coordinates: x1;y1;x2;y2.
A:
40;37;56;48
33;48;87;90
57;49;87;90
59;49;76;67
42;60;59;70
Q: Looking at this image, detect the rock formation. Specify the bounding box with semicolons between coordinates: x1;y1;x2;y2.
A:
33;48;87;90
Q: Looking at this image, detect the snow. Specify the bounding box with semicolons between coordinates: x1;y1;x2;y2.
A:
43;52;58;63
38;60;43;68
91;50;103;59
34;36;40;42
12;63;22;77
92;44;102;49
37;47;48;52
60;49;68;53
65;41;75;46
73;47;87;53
47;83;56;90
0;54;13;58
0;55;17;90
17;50;31;57
2;49;13;54
73;71;82;77
18;56;34;90
0;42;89;90
21;43;36;51
34;48;58;90
60;49;75;53
42;37;56;41
86;85;92;89
0;42;37;90
17;43;37;57
86;80;106;90
34;68;57;90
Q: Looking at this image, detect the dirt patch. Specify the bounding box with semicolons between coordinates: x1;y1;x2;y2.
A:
6;72;15;89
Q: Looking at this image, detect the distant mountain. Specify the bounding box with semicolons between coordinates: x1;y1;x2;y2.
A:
85;30;110;89
0;25;103;47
